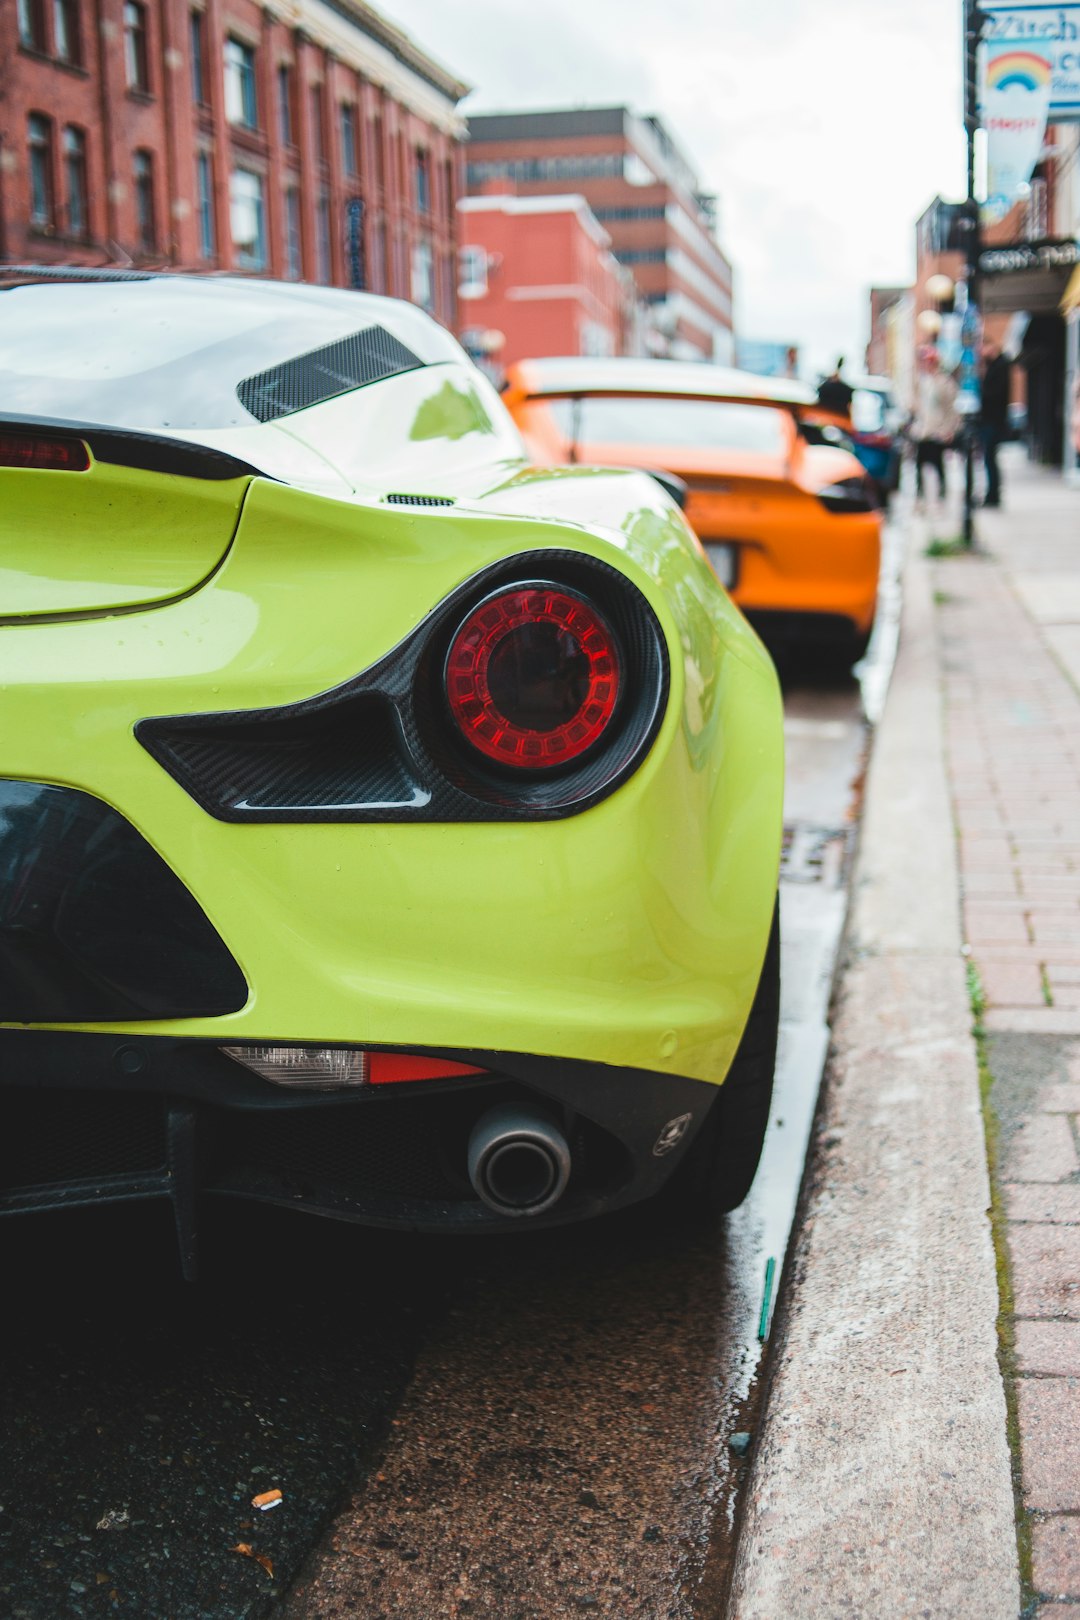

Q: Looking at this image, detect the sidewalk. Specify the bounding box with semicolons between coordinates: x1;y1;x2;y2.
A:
934;452;1080;1614
729;453;1080;1618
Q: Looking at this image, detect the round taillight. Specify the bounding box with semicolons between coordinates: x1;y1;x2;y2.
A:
445;586;621;769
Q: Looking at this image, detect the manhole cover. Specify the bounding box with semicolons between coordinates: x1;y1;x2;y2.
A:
780;823;852;887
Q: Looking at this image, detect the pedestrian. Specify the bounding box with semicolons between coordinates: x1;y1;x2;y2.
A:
816;357;854;420
912;349;959;503
980;341;1011;508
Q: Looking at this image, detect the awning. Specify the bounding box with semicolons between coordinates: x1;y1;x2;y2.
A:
981;264;1074;316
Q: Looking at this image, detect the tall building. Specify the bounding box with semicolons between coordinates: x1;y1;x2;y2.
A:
1;0;467;325
456;193;635;371
465;107;734;363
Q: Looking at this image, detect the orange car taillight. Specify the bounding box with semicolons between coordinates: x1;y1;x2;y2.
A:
0;431;89;471
816;476;879;514
444;586;621;770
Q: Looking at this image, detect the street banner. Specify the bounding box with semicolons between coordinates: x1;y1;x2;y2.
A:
982;4;1080;120
979;39;1055;221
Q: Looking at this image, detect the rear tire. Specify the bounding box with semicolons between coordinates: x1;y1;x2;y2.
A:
675;901;780;1215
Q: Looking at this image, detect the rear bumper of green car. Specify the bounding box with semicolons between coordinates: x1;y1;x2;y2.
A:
1;473;783;1246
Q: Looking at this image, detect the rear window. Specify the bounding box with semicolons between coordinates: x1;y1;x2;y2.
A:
0;277;457;433
542;395;789;455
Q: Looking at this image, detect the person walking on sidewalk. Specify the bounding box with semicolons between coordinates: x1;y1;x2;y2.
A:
980;341;1011;508
912;349;959;503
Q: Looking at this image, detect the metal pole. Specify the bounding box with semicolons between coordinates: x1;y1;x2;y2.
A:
962;0;984;546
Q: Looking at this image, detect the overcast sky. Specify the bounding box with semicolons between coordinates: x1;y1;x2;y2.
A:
375;0;969;377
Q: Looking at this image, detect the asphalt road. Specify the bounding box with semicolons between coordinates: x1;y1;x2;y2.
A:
0;603;894;1620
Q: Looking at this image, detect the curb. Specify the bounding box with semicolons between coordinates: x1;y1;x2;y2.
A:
726;534;1020;1617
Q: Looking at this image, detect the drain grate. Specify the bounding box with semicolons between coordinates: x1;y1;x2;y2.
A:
780;822;852;887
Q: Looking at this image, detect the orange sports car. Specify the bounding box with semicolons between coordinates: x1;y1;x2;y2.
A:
503;358;882;663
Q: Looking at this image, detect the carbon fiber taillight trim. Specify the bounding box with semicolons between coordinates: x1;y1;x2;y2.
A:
136;552;669;822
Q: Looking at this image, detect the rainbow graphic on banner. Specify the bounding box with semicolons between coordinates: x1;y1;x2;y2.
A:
985;50;1054;93
980;41;1055;225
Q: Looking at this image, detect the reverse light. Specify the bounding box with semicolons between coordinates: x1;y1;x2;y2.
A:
816;476;878;515
445;585;621;769
0;432;90;471
221;1045;484;1090
223;1045;368;1088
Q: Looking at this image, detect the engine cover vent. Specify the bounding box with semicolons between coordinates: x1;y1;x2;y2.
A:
384;493;456;507
237;326;424;422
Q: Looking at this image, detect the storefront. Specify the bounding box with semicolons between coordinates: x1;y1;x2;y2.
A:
979;238;1080;467
1065;265;1080;483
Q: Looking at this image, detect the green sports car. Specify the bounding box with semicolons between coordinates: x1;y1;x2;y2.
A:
0;270;783;1271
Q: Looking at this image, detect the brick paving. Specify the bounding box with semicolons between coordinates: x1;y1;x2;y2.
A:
934;455;1080;1607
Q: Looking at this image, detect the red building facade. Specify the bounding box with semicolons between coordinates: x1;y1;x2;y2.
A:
1;0;467;323
456;193;633;369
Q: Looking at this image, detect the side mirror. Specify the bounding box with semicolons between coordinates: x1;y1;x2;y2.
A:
645;469;688;510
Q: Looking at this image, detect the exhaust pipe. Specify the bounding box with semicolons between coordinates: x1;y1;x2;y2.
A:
467;1104;572;1217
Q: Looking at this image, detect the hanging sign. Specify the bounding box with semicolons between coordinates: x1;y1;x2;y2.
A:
982;5;1080;119
979;39;1055;220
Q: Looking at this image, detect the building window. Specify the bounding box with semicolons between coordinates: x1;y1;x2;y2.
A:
315;190;331;283
196;150;215;259
28;114;53;228
372;115;384;190
370;215;386;292
458;244;488;300
224;38;258;128
411;239;433;311
18;0;47;52
465;153;625;188
285;187;302;279
190;10;205;104
230;168;266;269
133;148;155;249
63;125;88;237
1027;175;1049;239
340;103;358;176
53;0;80;63
414;149;430;214
124;2;149;92
439;249;454;321
277;64;293;145
310;84;325;160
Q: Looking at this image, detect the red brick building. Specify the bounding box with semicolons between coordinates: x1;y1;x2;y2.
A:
1;0;467;323
456;193;635;371
465;108;734;364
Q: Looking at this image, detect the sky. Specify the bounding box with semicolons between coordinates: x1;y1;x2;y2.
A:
374;0;970;377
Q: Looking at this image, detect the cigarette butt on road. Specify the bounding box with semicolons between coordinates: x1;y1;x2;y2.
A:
251;1489;283;1511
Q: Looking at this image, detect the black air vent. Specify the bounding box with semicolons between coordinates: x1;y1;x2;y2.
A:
237;326;424;422
384;493;456;507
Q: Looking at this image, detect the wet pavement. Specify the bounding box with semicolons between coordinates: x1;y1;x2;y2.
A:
0;563;896;1619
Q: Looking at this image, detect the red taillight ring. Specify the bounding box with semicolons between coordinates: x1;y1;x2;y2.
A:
445;585;621;770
